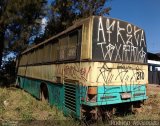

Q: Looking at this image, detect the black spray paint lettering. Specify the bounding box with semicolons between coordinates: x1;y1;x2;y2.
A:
115;65;129;83
97;63;145;84
96;63;113;84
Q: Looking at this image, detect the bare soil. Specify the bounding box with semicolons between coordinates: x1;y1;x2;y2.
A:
147;84;160;95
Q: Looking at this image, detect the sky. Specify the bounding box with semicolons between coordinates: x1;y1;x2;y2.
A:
47;0;160;53
107;0;160;53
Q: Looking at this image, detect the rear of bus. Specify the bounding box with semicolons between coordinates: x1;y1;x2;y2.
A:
80;16;148;119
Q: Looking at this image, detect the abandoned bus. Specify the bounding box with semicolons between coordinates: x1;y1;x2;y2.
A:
16;16;148;120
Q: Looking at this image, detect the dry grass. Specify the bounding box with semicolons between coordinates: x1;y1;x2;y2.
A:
0;86;78;125
115;84;160;120
0;87;68;121
1;84;160;125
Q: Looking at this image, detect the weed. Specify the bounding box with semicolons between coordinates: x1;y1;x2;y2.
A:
21;111;34;121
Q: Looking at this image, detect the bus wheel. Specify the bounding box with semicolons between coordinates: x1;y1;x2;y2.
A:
102;107;115;122
40;83;49;103
131;101;143;114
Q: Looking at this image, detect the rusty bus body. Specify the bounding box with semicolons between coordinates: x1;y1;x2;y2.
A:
16;16;148;120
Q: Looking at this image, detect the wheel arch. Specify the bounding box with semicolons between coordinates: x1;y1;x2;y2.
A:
40;82;49;101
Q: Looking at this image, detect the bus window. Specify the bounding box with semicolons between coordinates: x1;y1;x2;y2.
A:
47;43;52;62
50;42;58;62
37;46;43;63
32;51;36;64
19;56;23;66
59;36;68;60
68;31;78;59
44;44;50;62
30;51;35;64
35;49;38;64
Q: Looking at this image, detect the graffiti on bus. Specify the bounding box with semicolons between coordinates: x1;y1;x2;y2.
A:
93;17;147;63
96;63;145;84
56;64;91;83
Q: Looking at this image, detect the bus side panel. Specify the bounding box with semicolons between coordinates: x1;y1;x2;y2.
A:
17;76;82;119
17;76;65;110
63;83;81;119
45;82;81;119
17;76;41;99
47;83;64;110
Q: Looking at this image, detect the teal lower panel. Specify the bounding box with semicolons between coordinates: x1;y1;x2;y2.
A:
47;83;64;110
17;76;65;109
17;76;41;99
16;76;81;119
97;84;147;93
63;83;81;119
81;84;147;106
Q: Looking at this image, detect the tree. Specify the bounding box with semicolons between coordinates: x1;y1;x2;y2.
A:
42;0;111;39
0;0;8;68
0;0;47;68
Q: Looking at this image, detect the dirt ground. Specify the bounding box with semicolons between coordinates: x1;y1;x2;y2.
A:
110;84;160;121
134;84;160;119
147;84;160;95
144;84;160;115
